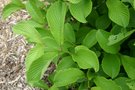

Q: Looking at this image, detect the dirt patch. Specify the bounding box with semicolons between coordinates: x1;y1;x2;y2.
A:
0;0;39;90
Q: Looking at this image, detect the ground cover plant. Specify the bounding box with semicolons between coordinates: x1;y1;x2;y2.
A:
2;0;135;89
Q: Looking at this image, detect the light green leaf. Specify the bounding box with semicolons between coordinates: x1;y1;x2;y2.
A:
94;76;122;90
27;52;58;84
102;53;121;78
108;30;135;46
82;30;97;48
43;36;60;52
64;23;75;43
57;56;77;71
127;80;135;90
96;14;111;29
91;87;102;90
69;0;92;23
115;77;130;90
25;44;44;71
96;29;120;54
49;85;59;90
121;55;135;79
13;20;43;43
25;1;45;24
11;0;24;7
54;68;85;87
106;0;130;27
67;0;82;4
72;45;99;72
46;1;67;45
2;3;22;19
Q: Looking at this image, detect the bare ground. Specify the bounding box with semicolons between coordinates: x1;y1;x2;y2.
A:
0;0;39;90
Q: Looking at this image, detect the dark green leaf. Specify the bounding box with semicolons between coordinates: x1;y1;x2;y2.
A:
96;14;111;29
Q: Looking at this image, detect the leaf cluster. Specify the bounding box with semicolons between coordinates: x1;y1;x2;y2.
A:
2;0;135;90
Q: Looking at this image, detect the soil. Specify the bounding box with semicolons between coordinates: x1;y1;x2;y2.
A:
0;0;40;90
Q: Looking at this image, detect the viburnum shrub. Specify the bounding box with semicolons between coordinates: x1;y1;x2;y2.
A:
2;0;135;89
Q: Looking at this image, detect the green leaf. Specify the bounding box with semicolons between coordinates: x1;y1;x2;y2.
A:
91;87;102;90
82;29;97;48
43;36;60;52
121;55;135;79
11;0;24;7
27;52;58;86
106;0;130;27
78;82;88;90
25;44;44;71
129;8;135;27
56;56;77;71
64;23;75;43
69;0;92;23
94;76;122;90
115;77;130;90
49;85;59;90
102;53;121;78
96;29;120;54
96;14;111;29
67;0;82;4
13;20;43;43
72;45;99;72
25;1;45;24
46;1;67;45
54;68;85;87
2;3;22;19
127;80;135;90
108;30;135;46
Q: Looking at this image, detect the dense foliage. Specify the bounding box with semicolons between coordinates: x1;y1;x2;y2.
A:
2;0;135;89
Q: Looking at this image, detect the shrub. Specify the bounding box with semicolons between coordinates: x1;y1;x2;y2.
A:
2;0;135;89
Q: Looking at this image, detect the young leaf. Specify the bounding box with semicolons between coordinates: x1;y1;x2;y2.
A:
72;45;99;72
108;30;135;46
25;1;45;24
56;56;77;71
13;20;43;43
106;0;130;27
46;1;67;45
96;29;120;54
115;77;130;90
25;44;44;71
69;0;92;23
53;68;85;87
67;0;82;4
27;52;58;85
82;29;97;48
96;14;111;29
2;3;23;19
102;53;121;78
121;55;135;79
64;23;75;43
94;76;122;90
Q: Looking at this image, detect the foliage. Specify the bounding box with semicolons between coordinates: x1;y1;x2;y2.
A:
2;0;135;89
